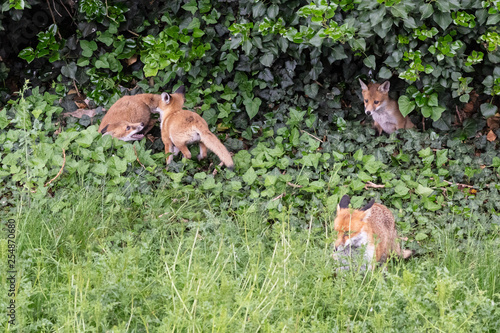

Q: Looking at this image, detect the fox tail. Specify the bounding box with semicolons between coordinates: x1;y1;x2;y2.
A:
199;131;234;169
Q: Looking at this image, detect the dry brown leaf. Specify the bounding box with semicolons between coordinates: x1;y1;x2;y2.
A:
127;54;138;66
487;130;497;142
487;115;500;130
68;89;77;95
463;91;479;113
75;101;88;109
62;108;100;119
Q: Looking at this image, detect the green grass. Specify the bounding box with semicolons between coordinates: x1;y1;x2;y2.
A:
1;186;499;332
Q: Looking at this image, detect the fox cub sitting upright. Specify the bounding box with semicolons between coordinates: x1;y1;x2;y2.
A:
154;86;234;169
98;94;161;141
359;79;414;135
333;195;412;270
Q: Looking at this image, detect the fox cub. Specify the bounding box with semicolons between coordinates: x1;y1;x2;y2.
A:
154;86;234;169
333;195;412;269
98;94;161;141
359;79;414;135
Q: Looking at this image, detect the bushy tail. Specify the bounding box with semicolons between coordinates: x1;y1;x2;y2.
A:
200;131;234;169
393;239;413;259
402;249;413;259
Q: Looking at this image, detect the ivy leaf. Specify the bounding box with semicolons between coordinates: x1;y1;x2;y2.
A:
80;40;98;56
304;83;319;98
260;53;275;67
92;163;108;176
431;106;446;121
182;0;198;14
416;184;433;197
398;95;415;117
0;108;9;129
378;67;392;79
436;149;448;167
243;97;261;120
480;103;498;118
61;62;77;80
363;55;376;69
242;167;257;185
433;12;452;30
394;182;409;196
415;232;428;241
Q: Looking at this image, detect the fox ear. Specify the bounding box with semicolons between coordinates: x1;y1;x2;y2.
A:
174;85;185;95
359;79;368;91
360;199;375;211
378;81;390;93
338;195;350;211
161;92;171;104
100;124;109;134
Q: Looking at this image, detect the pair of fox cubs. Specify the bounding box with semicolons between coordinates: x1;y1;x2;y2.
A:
333;195;412;270
98;86;234;169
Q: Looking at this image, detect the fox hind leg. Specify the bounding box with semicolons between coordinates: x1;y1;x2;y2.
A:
174;143;192;160
197;142;207;161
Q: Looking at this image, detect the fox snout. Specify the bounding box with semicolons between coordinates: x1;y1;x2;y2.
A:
365;110;372;116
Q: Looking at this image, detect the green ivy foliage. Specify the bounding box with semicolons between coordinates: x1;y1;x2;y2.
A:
4;0;498;134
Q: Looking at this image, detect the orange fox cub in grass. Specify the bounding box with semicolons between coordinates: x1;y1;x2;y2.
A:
155;86;234;169
359;79;414;135
98;94;161;141
333;195;412;270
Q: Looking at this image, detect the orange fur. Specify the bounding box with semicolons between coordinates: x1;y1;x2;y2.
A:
360;80;414;135
98;94;160;141
156;87;234;169
334;196;412;266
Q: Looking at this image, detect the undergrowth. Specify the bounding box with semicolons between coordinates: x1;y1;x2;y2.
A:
1;181;499;331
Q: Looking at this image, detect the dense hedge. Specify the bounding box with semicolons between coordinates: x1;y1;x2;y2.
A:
1;0;499;137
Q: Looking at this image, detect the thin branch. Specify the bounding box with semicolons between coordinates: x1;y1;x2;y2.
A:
287;182;302;188
430;177;478;189
456;106;463;124
127;29;140;37
133;145;146;169
364;181;385;189
72;80;80;97
46;0;63;39
272;193;285;201
300;130;324;143
45;148;66;186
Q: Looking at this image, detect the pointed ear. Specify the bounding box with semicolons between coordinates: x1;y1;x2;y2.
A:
360;199;375;211
359;79;368;91
100;124;109;134
378;81;390;93
161;92;171;104
337;195;350;211
174;85;185;95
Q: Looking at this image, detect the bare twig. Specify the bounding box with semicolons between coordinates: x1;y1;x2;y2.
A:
313;80;324;87
133;146;146;169
46;0;63;39
212;161;224;176
45;149;66;186
456;106;463;124
300;130;324;143
430;177;476;189
52;0;62;17
364;181;385;189
287;182;302;188
127;30;140;37
272;193;285;201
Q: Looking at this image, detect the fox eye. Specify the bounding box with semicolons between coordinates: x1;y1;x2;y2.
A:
126;126;130;130
364;99;368;103
374;100;379;104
